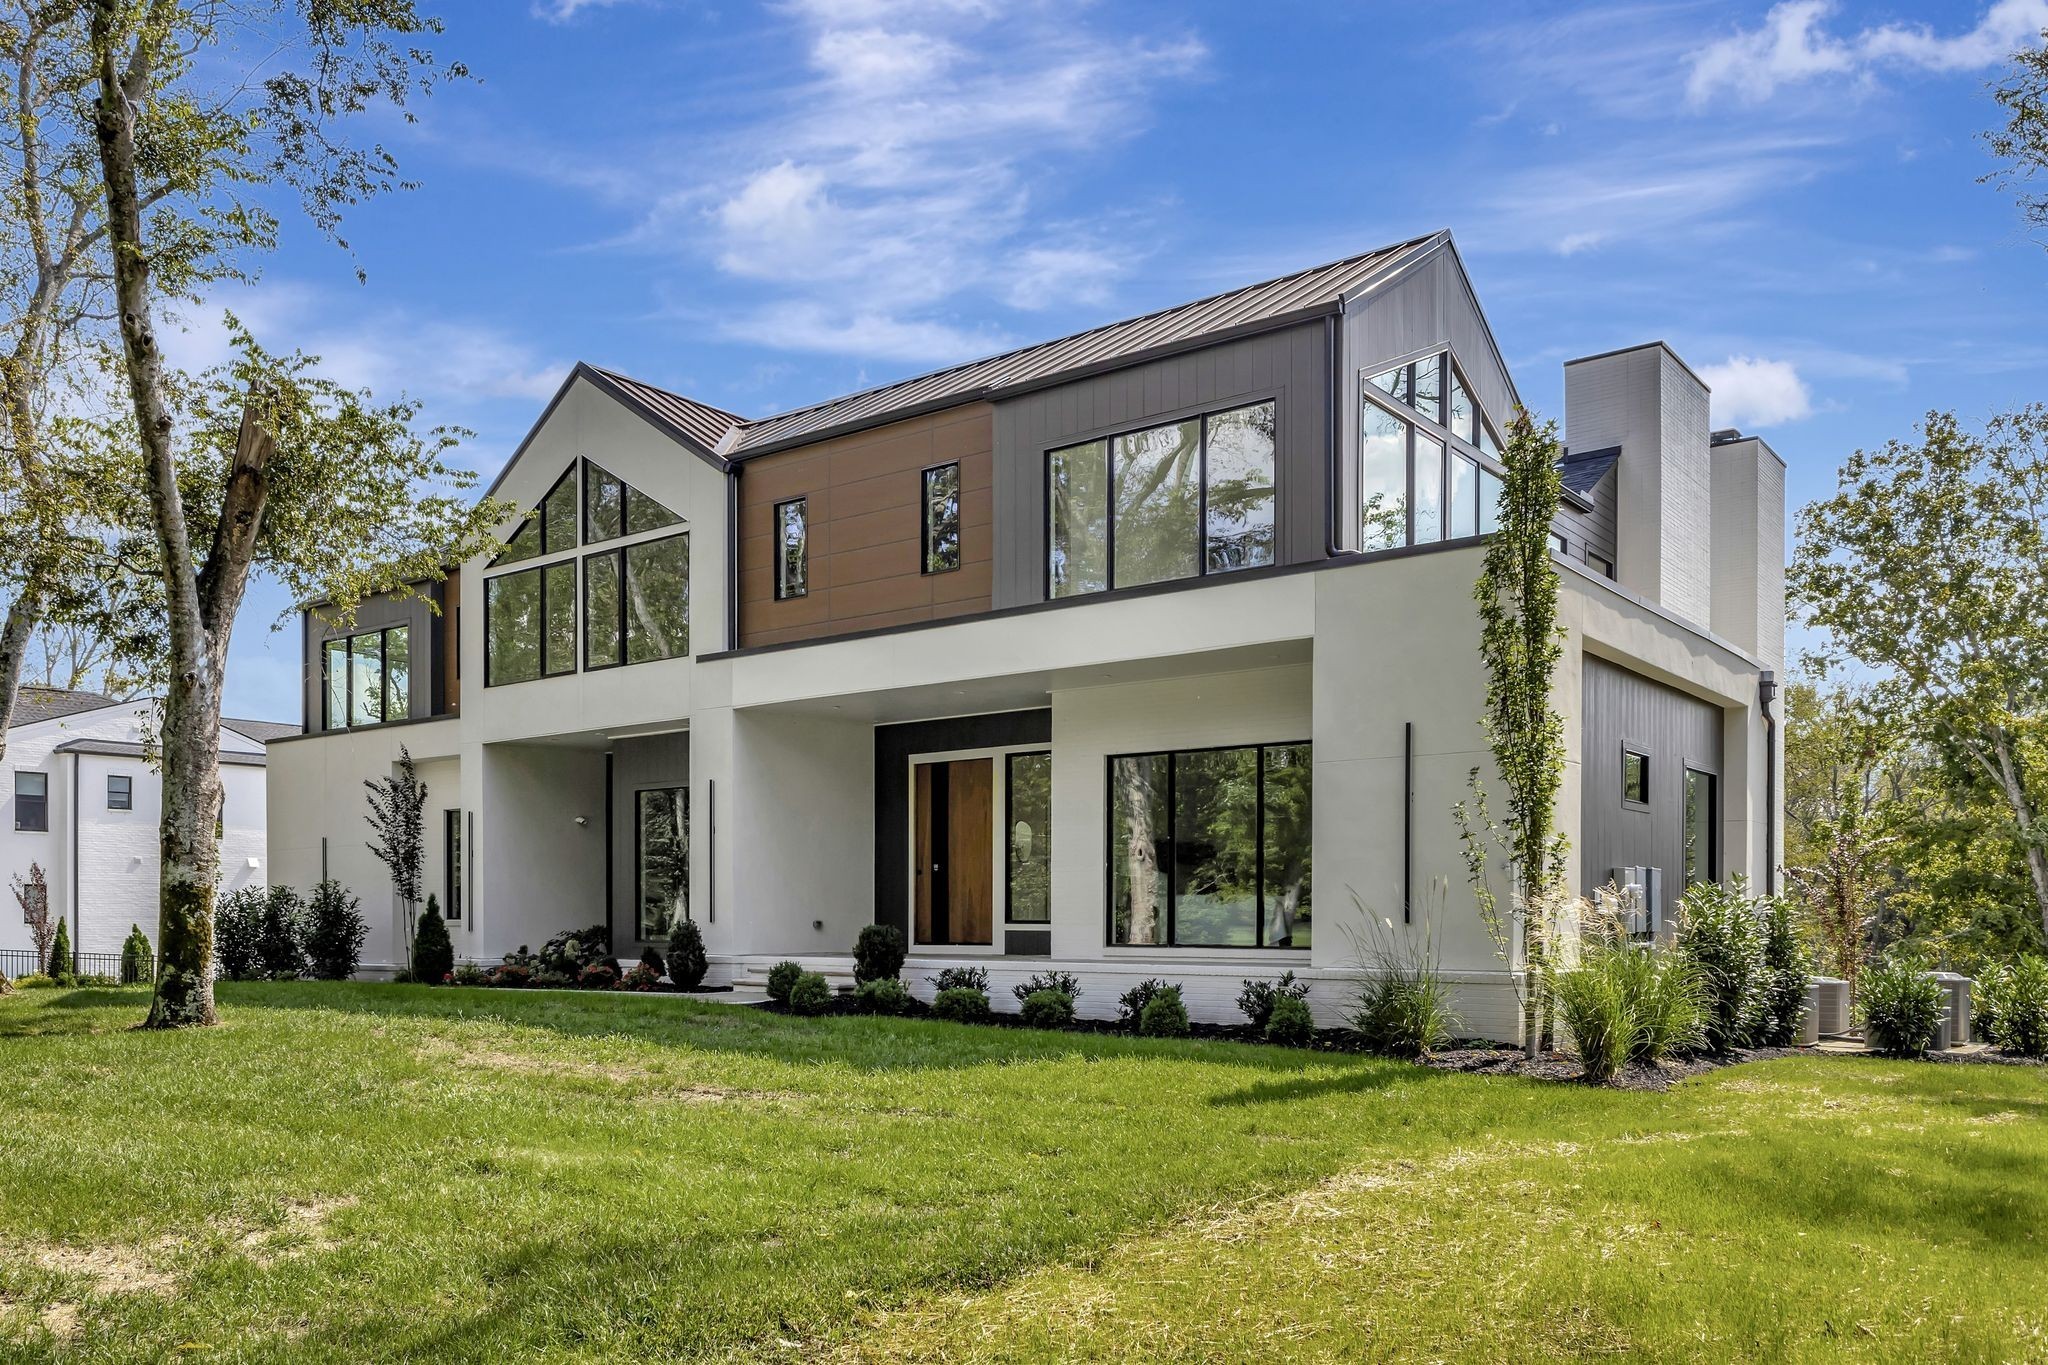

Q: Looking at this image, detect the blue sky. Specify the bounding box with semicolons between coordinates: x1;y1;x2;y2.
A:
197;0;2048;721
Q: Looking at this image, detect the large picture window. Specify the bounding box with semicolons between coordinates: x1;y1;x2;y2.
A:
1108;742;1311;949
1360;350;1505;552
921;463;961;575
636;786;688;941
1047;400;1275;598
774;498;808;600
1005;751;1051;924
322;625;412;728
485;566;575;685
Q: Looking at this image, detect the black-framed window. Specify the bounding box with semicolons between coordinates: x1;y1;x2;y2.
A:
1622;747;1651;807
1006;751;1051;924
321;625;412;729
584;532;690;669
1685;769;1718;885
774;498;808;600
14;771;47;832
541;466;578;556
1107;742;1311;948
635;786;688;940
492;516;542;567
1047;399;1276;599
484;565;575;686
584;458;684;545
1360;350;1505;552
921;463;962;575
444;809;463;921
107;775;133;811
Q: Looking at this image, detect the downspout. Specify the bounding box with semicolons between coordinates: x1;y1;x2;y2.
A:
71;750;80;963
725;465;742;652
1759;671;1779;895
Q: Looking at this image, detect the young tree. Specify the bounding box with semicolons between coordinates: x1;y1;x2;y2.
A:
1792;408;2048;946
83;3;503;1027
1781;675;1899;992
1457;409;1569;1057
366;744;427;967
12;862;53;971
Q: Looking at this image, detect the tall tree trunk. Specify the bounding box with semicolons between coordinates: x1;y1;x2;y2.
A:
0;594;40;763
1987;727;2048;946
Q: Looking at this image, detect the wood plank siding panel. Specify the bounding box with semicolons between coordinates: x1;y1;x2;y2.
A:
737;403;995;647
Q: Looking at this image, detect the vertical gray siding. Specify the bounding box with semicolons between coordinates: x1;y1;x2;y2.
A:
610;730;690;946
1555;466;1618;570
1579;656;1724;922
990;322;1330;609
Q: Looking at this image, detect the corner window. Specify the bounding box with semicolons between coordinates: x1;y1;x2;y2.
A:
484;566;574;686
636;787;688;940
107;775;133;811
1108;742;1311;948
1685;769;1718;885
1622;748;1651;807
921;463;962;575
14;771;47;832
1047;399;1275;598
1005;752;1051;924
444;809;463;921
774;498;808;600
1358;350;1504;552
321;625;412;728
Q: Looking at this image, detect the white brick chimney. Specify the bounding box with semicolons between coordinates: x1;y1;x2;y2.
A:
1708;430;1786;670
1563;343;1714;628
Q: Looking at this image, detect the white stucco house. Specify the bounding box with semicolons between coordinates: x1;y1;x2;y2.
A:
265;232;1786;1038
0;688;286;976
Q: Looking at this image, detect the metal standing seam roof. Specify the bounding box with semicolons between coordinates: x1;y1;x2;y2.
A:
574;232;1447;464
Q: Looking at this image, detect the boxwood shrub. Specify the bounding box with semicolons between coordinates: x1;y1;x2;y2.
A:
1019;988;1074;1029
789;971;833;1016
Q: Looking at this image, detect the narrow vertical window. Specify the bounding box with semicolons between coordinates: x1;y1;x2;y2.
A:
921;463;961;574
625;533;690;663
1203;402;1276;573
1360;400;1409;551
1685;769;1718;885
1005;752;1051;924
107;775;133;811
584;550;622;668
324;637;348;730
1048;439;1109;597
543;561;577;676
1449;453;1479;540
349;631;385;727
541;467;578;555
1479;467;1504;536
14;771;48;832
444;809;464;920
584;460;624;542
384;626;411;721
1412;432;1445;544
1412;354;1444;424
636;787;688;940
1112;419;1201;589
774;498;808;600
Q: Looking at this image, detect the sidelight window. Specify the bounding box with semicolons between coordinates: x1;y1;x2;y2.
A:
1005;752;1051;924
636;787;688;940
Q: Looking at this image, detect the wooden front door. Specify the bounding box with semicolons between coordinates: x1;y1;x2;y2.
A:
913;758;993;946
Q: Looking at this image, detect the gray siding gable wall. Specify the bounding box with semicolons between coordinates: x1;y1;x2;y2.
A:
991;320;1331;609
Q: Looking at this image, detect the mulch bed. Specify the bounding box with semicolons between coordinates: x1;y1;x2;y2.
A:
1419;1044;1803;1091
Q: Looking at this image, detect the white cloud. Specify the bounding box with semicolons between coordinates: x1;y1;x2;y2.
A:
1688;0;2048;105
1697;355;1814;429
531;0;634;22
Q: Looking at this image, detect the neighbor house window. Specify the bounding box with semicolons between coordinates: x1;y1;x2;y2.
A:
1359;350;1505;552
636;787;688;940
107;775;132;811
585;532;690;668
922;463;961;574
1006;751;1051;924
774;498;808;600
444;809;463;921
1108;742;1311;948
1047;400;1275;597
321;625;412;728
14;771;47;831
484;566;574;685
1685;769;1718;885
1622;748;1651;806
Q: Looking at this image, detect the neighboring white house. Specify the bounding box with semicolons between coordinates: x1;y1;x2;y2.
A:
0;688;286;974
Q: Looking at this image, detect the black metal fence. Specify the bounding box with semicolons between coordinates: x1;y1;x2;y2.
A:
0;947;154;982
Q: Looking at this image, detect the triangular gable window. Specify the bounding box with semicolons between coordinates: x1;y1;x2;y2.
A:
583;459;684;543
1365;350;1502;460
491;516;541;567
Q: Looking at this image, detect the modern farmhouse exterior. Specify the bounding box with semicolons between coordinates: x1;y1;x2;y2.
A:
1;689;281;972
265;232;1784;1037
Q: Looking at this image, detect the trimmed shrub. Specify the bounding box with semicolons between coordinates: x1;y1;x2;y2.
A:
1265;994;1316;1047
620;961;663;991
119;925;152;985
930;986;992;1024
668;917;708;989
256;886;307;979
12;973;56;989
855;977;913;1015
927;965;990;994
46;917;71;979
1237;971;1310;1030
766;960;805;1006
1013;970;1081;1006
789;971;833;1016
1858;954;1946;1057
216;887;265;981
451;964;491;986
1019;988;1075;1029
1984;956;2048;1057
490;963;533;989
412;897;455;985
1138;985;1190;1038
1747;897;1811;1048
1976;964;2009;1042
853;924;907;986
1116;978;1170;1028
304;880;368;981
578;961;620;990
1675;879;1764;1053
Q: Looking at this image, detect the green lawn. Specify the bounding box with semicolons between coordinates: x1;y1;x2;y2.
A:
0;984;2043;1362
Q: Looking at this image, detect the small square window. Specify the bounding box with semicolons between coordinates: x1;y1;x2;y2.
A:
108;775;133;811
774;498;808;600
1621;748;1650;806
